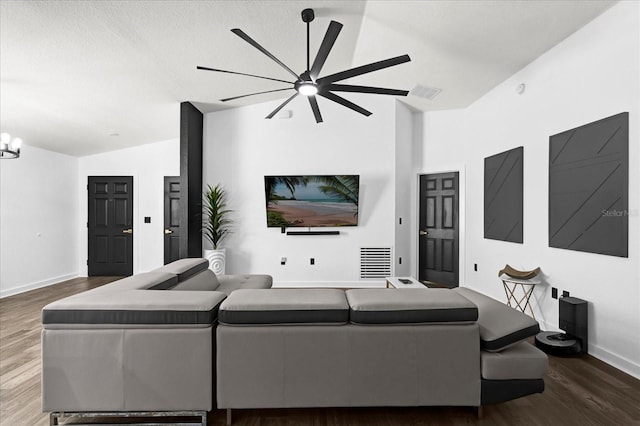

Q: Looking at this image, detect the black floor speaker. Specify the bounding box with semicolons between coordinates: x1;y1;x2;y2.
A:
535;296;588;356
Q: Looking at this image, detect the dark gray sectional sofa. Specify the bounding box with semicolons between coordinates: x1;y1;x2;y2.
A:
41;258;547;426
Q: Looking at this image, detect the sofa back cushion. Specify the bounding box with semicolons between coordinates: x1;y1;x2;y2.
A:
152;258;209;282
346;288;478;324
453;287;540;352
93;271;179;292
171;269;219;291
219;289;349;325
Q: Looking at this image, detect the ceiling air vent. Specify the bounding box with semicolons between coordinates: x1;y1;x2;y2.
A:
410;84;442;100
360;247;392;279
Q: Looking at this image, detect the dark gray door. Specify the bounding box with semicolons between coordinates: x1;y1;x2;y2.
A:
88;176;133;276
419;172;459;287
164;176;182;264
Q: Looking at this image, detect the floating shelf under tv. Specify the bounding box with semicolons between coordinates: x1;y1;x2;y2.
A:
286;230;340;236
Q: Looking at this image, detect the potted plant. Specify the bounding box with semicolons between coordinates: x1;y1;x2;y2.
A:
202;183;233;274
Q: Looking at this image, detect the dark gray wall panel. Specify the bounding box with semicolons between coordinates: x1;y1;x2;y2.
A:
484;147;524;243
549;112;628;257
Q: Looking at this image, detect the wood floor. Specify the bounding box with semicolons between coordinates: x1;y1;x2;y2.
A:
1;277;639;426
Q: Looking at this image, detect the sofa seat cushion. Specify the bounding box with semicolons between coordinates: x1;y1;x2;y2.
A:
219;289;349;325
453;287;540;352
481;342;548;380
346;289;478;324
215;274;273;295
42;290;227;327
152;258;209;282
171;269;220;291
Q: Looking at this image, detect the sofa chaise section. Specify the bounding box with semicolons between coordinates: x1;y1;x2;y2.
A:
453;287;548;405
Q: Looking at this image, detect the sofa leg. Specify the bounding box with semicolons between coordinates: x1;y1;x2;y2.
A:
50;413;59;426
475;406;484;419
226;408;232;426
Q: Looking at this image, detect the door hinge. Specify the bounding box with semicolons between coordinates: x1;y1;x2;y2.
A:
86;259;88;265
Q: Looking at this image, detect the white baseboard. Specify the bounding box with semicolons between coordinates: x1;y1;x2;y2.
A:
0;273;79;299
538;320;639;379
274;280;386;288
588;343;640;379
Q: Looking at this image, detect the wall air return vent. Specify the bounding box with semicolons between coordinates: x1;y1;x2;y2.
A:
360;247;392;279
410;84;442;100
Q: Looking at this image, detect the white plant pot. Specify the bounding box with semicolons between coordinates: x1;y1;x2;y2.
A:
204;248;226;275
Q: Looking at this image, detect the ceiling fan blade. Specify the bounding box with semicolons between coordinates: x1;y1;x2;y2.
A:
266;93;299;119
231;29;300;80
197;66;294;85
318;91;372;116
221;88;294;102
308;96;323;123
309;21;343;80
327;84;409;96
317;54;411;85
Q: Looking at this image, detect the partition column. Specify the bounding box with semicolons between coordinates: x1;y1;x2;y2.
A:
179;101;203;258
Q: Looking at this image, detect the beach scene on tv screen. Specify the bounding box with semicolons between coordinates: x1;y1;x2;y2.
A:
265;176;359;227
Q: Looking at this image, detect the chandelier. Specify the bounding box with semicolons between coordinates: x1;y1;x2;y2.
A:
0;133;22;159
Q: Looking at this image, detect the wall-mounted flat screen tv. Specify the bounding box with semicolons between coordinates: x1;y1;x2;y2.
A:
264;175;360;227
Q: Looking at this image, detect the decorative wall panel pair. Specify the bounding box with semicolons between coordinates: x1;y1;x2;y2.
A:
549;112;629;257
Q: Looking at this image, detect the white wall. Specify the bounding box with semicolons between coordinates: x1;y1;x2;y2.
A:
420;2;640;377
203;94;398;287
78;139;179;275
1;145;79;297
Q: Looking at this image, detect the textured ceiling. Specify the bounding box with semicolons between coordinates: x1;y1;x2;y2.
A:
0;0;615;156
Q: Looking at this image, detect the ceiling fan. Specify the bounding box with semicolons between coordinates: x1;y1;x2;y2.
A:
197;8;411;123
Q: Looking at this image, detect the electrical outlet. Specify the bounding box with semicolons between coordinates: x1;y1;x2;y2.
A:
280;257;286;266
310;258;315;265
562;290;570;298
474;264;478;272
552;287;558;299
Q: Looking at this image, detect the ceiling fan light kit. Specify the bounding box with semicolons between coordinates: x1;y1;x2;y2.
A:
198;8;411;123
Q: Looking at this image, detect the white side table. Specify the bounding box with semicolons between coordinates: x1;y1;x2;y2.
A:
386;277;425;289
500;275;540;319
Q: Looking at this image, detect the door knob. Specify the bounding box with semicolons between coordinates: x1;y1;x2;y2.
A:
122;228;133;234
164;229;173;234
419;230;428;236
